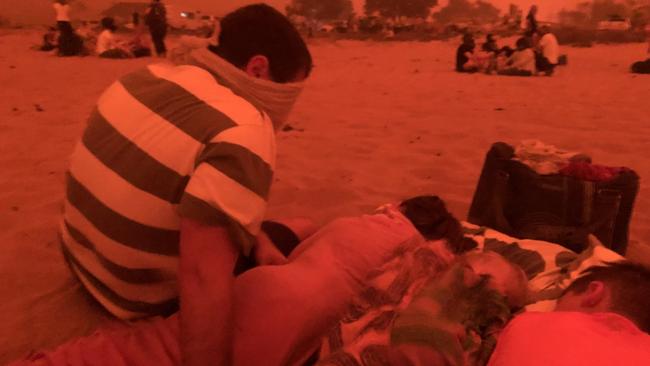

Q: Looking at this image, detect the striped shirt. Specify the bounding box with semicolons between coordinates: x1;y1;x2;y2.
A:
60;63;276;320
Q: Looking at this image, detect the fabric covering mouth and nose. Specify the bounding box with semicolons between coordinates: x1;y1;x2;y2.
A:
168;36;306;130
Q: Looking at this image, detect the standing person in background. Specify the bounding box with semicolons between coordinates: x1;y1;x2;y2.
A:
53;0;72;34
525;5;538;37
145;0;167;57
525;4;539;48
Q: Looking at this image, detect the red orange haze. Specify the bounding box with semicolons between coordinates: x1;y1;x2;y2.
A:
1;0;650;366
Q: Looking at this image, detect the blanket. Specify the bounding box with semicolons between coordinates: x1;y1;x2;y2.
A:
317;249;511;366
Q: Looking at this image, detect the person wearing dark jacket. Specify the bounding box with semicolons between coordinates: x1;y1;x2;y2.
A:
145;0;167;57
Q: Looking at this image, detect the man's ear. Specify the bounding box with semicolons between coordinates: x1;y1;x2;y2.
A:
245;55;271;80
580;281;608;308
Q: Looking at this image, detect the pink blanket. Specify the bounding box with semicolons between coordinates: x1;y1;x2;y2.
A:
488;311;650;366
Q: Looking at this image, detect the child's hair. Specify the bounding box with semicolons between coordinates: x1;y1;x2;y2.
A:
465;251;530;310
516;37;530;50
503;258;530;309
101;17;117;32
209;4;312;83
399;196;477;254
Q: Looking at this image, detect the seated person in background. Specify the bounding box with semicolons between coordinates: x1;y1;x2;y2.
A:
57;23;85;57
40;26;58;51
96;17;130;58
475;34;500;73
498;37;535;77
631;58;650;74
76;21;94;41
128;12;152;58
488;262;650;366
481;34;499;54
456;34;479;73
536;25;559;76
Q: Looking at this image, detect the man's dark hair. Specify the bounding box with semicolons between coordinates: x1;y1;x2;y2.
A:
564;262;650;333
399;196;477;254
210;3;312;83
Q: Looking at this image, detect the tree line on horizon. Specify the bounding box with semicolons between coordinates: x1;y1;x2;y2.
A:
559;0;650;28
285;0;501;23
286;0;649;27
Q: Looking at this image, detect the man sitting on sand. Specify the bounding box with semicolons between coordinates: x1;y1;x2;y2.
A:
59;4;311;365
536;25;559;76
489;262;650;365
498;37;535;77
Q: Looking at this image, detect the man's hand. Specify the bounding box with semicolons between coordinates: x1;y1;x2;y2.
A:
254;232;288;266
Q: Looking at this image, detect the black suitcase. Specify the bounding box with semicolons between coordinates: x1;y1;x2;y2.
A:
468;142;639;254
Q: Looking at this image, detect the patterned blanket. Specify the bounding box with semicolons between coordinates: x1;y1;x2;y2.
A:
317;240;512;366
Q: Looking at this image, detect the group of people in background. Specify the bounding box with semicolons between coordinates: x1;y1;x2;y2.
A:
456;5;560;77
42;0;168;59
457;4;650;76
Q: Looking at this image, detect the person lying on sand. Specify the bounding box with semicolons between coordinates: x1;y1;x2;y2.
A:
631;58;650;74
488;262;650;366
498;37;535;77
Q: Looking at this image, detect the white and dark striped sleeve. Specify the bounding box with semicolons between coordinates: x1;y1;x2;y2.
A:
178;124;275;255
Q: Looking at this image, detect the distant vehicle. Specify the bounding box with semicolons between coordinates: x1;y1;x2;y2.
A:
319;23;335;32
167;7;215;32
597;15;631;31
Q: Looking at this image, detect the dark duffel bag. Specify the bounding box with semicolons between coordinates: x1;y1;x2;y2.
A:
468;142;639;255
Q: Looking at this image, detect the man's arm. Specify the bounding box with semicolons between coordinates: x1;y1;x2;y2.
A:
179;218;239;366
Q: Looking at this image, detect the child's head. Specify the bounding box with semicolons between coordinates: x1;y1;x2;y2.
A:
210;4;312;83
398;195;477;254
516;37;530;50
101;17;117;32
463;251;529;309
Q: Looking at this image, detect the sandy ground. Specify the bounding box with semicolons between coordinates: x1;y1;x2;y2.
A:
1;29;649;273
